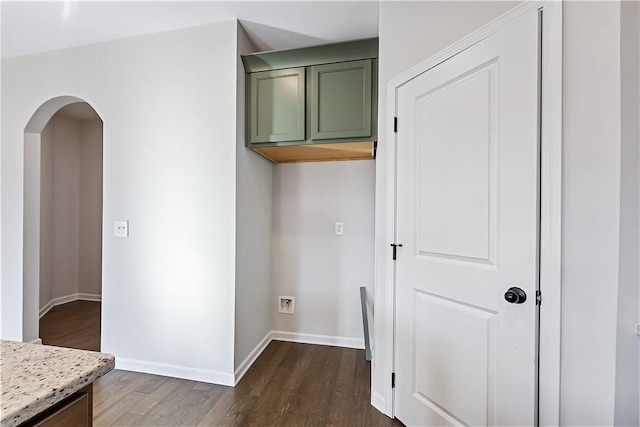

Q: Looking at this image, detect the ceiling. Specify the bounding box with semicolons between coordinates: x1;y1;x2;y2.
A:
0;1;379;59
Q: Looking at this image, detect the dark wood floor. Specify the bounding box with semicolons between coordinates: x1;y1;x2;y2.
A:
40;300;101;351
40;301;401;426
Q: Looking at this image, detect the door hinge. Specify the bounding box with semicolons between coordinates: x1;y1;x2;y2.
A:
392;372;396;388
536;290;542;306
394;117;398;133
390;243;403;260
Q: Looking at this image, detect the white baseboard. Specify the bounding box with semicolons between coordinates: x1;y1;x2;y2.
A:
371;391;388;416
108;331;364;389
77;293;102;302
30;338;43;345
270;330;365;349
234;332;272;385
39;293;102;318
116;357;235;386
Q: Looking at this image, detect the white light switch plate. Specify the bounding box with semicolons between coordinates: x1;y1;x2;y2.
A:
114;220;129;237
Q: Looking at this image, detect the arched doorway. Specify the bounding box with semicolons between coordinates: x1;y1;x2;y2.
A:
23;96;104;351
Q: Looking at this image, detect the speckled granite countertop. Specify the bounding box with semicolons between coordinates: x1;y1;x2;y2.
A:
0;340;114;427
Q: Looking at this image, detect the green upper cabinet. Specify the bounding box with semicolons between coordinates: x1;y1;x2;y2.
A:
249;67;305;143
311;60;372;140
242;38;378;162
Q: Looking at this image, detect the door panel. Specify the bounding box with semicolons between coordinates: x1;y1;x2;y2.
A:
249;67;305;143
311;59;372;140
413;291;496;427
395;9;540;427
415;61;497;263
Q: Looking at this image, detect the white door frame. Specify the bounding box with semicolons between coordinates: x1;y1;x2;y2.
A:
375;1;563;424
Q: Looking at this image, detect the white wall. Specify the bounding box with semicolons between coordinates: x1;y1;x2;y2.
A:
38;114;103;312
615;1;640;425
562;2;622;424
2;22;239;383
234;23;274;372
23;132;41;343
79;118;103;297
39;121;54;309
51;114;82;300
374;0;519;411
0;2;3;334
272;160;375;345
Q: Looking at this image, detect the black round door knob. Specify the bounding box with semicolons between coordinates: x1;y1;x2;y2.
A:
504;287;527;304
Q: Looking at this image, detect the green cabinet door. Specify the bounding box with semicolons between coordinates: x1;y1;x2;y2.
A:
310;59;372;140
249;67;305;143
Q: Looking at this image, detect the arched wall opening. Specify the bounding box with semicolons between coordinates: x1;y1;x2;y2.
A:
23;96;104;348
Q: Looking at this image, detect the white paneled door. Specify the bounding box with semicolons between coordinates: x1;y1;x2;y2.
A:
394;9;540;427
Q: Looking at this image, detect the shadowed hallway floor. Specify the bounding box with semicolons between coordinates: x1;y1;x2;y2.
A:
40;300;101;351
39;301;401;426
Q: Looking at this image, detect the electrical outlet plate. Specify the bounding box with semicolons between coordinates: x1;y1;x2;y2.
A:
114;220;129;237
636;323;640;336
278;296;295;314
335;222;344;235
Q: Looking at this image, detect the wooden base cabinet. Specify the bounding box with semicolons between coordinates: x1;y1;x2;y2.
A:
23;385;93;427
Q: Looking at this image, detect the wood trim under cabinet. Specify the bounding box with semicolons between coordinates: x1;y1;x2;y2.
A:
252;141;374;163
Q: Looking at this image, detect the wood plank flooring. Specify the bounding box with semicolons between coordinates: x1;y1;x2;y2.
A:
40;300;101;351
39;301;402;426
